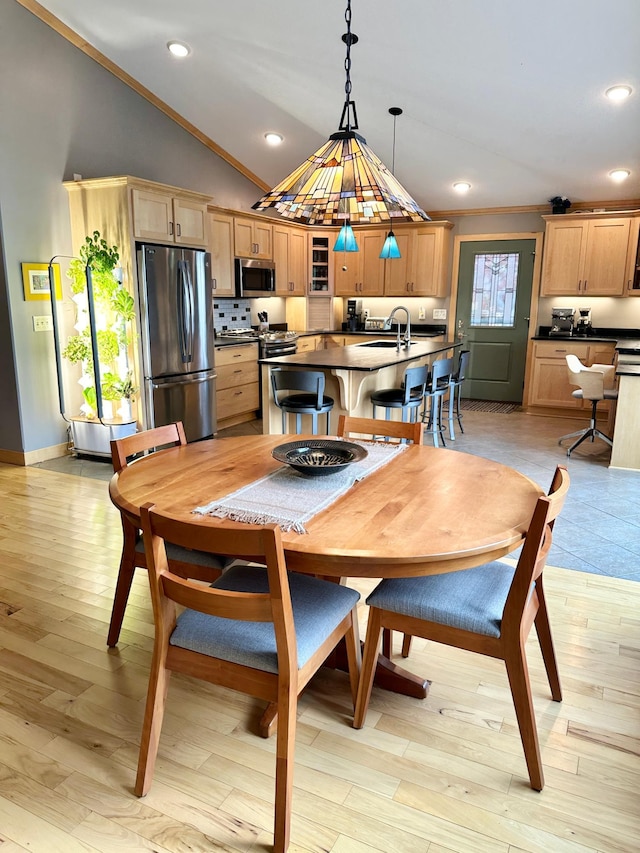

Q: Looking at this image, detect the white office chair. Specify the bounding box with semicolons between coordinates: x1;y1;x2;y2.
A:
558;354;618;456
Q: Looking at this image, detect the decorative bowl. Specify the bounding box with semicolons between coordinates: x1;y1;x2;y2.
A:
272;439;368;476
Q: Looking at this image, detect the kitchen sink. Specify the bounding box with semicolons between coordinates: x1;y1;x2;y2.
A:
357;339;416;348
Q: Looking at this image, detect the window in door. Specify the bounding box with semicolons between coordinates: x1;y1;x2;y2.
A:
470;253;519;327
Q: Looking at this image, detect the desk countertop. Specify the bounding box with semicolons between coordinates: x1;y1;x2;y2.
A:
259;339;460;371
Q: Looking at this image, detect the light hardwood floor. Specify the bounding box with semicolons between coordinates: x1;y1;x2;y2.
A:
0;462;638;852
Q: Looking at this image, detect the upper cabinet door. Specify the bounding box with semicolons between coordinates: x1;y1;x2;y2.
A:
207;211;235;297
383;231;415;296
234;216;273;259
412;226;451;297
541;215;631;297
582;218;631;296
132;189;207;247
132;189;174;242
173;198;207;247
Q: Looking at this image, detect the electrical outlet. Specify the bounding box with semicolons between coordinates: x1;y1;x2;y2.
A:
33;315;53;332
433;308;447;320
418;306;426;320
363;308;370;319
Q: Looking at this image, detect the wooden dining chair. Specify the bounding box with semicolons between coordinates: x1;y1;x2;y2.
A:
336;414;423;445
137;506;362;853
354;465;570;791
107;422;231;647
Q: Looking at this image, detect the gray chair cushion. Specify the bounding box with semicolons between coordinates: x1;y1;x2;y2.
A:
135;536;230;570
366;561;516;638
170;565;360;672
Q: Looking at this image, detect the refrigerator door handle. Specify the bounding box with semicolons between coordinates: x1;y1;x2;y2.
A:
151;373;216;390
183;259;194;361
176;260;193;363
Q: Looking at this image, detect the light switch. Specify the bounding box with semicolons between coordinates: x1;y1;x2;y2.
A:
33;315;53;332
433;308;447;320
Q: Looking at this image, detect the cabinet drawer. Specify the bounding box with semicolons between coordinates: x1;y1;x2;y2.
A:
217;362;259;390
532;342;589;360
216;343;258;366
216;382;259;418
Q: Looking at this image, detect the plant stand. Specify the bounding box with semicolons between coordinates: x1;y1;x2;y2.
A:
70;416;136;457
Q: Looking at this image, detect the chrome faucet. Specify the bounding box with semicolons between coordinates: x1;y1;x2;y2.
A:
387;305;412;350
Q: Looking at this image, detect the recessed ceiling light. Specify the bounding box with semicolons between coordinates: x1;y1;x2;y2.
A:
453;181;471;193
167;41;191;58
605;85;632;102
264;132;284;146
609;168;631;182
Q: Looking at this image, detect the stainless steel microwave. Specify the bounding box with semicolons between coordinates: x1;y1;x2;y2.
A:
234;258;276;297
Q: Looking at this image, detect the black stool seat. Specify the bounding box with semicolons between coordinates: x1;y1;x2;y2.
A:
370;364;429;425
271;368;334;435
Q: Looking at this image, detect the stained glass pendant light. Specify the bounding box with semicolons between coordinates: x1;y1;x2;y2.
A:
252;0;430;250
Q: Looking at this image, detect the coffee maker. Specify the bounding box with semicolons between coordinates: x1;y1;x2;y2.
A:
575;307;593;336
346;299;362;332
549;307;575;336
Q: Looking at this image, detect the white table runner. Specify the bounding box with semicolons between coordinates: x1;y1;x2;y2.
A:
193;440;407;533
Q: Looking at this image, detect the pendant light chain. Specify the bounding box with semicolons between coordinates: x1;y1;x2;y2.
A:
339;0;359;132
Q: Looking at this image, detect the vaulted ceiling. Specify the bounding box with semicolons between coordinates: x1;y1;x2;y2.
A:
25;0;640;215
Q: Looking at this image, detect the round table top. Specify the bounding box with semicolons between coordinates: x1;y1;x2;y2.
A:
109;434;543;578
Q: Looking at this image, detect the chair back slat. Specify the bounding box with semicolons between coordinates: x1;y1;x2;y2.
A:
111;422;186;473
141;504;295;642
337;415;423;445
503;466;570;624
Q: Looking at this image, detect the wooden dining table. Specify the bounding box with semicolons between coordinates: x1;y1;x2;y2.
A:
109;433;543;719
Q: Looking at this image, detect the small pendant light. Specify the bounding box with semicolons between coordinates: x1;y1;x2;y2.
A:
334;220;359;252
380;107;403;259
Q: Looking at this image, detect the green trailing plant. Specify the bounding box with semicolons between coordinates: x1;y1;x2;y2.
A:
102;371;138;401
62;335;91;364
67;231;121;299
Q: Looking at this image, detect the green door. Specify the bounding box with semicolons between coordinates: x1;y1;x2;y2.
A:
455;239;535;402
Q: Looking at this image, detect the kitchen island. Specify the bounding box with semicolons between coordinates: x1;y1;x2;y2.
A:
259;338;460;434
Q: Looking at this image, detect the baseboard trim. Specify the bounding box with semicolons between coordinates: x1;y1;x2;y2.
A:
0;442;70;466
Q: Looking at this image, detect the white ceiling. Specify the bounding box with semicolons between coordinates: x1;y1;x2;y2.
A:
33;0;640;214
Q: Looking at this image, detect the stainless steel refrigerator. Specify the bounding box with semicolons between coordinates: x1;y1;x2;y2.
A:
137;245;216;442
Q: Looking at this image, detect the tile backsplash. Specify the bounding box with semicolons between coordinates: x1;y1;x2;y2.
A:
213;298;252;333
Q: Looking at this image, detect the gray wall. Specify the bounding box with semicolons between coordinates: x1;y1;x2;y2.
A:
0;1;260;455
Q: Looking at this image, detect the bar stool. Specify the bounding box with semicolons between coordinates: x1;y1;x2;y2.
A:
422;357;454;447
271;368;334;435
370;364;430;427
447;349;470;440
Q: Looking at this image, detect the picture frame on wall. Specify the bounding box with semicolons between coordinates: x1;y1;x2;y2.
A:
21;262;63;301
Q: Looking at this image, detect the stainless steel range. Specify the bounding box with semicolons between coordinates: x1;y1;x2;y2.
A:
259;331;298;358
216;327;298;357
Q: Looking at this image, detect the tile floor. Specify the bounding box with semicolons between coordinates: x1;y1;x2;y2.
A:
34;408;640;580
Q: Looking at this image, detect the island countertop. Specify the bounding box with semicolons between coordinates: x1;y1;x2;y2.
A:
259;338;460;371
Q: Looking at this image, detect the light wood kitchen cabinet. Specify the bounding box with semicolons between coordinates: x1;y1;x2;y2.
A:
334;230;386;296
540;214;634;297
334;222;453;297
274;225;307;295
525;340;616;413
206;210;235;297
308;232;335;295
410;224;453;297
131;187;208;247
385;225;454;297
234;215;273;259
296;335;323;352
216;343;259;428
381;231;415;296
625;216;640;295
